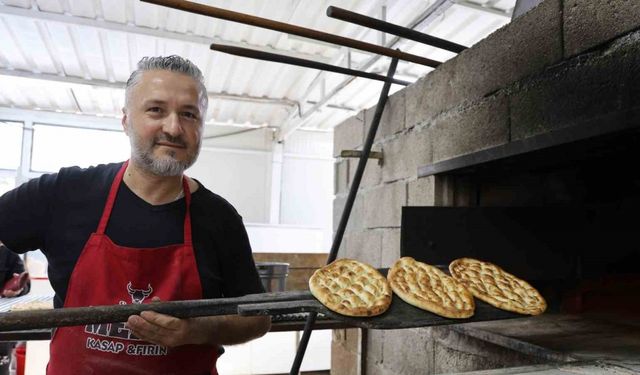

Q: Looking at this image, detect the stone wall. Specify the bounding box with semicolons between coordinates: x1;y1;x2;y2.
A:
331;0;640;374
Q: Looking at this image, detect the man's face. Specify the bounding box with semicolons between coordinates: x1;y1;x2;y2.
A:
122;70;204;176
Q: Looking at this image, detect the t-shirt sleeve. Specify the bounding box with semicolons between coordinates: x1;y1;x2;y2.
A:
7;249;26;275
0;172;58;253
0;245;23;284
219;212;265;297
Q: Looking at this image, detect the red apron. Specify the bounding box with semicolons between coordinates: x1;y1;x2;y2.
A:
48;161;218;375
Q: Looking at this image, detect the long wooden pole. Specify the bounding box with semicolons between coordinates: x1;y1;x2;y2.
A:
327;6;467;53
210;44;411;86
0;291;312;331
141;0;441;68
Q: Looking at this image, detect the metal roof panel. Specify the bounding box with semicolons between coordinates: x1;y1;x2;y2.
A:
0;0;516;137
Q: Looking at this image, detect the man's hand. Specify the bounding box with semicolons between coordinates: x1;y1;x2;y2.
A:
2;273;25;298
126;297;205;347
126;312;196;347
126;297;271;348
2;288;24;298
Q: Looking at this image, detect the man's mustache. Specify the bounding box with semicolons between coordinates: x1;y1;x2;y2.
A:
154;135;187;147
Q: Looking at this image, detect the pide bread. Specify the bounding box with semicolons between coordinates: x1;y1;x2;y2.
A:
449;258;546;315
309;259;392;317
388;257;475;319
9;300;53;311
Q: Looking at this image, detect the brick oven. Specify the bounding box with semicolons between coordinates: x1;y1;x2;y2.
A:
332;0;640;373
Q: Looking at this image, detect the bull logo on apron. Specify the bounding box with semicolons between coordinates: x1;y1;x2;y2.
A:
126;282;153;304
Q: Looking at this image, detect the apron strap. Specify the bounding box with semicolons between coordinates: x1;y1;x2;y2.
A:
182;176;193;246
97;161;129;235
97;161;193;247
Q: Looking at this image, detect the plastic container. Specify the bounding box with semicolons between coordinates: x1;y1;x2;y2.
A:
255;262;289;292
14;344;25;375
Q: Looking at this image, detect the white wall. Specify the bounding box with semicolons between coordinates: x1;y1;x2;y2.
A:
281;130;334;251
187;126;274;222
200;126;274;151
189;128;335;252
280;156;333;228
188;147;272;223
246;223;326;253
217;330;331;374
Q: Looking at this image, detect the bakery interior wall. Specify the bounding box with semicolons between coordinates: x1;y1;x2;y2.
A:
0;111;335;254
192;127;335;253
331;0;640;373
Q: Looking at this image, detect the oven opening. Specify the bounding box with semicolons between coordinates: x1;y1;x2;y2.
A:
401;129;640;317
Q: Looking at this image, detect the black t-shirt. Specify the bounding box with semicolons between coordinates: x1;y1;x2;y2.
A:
0;245;26;284
0;162;264;308
0;245;30;296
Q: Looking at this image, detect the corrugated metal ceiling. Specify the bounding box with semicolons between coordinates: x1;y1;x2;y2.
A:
0;0;515;140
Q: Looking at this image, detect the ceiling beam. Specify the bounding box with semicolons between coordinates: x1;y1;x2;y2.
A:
0;68;299;107
0;106;122;131
0;4;333;64
277;0;455;142
0;68;123;89
0;68;356;118
0;105;269;130
451;0;513;18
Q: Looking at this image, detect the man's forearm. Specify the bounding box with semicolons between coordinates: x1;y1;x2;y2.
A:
192;315;271;346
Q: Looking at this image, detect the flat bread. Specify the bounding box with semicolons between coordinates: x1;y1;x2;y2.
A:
388;257;474;319
449;258;546;315
10;300;53;312
309;259;392;317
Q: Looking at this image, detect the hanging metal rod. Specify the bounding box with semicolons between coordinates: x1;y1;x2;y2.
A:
210;44;411;86
289;56;400;375
326;6;467;53
140;0;441;68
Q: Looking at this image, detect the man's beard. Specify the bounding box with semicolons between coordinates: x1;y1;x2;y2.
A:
129;131;201;177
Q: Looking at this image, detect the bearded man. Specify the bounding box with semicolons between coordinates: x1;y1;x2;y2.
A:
0;55;270;375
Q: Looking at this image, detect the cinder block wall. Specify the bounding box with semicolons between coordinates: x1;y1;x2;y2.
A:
331;0;640;374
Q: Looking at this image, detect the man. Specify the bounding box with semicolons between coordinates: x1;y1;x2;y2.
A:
0;244;30;298
0;244;30;375
0;55;270;374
